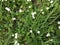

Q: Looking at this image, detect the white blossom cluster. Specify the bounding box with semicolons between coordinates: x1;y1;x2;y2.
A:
40;9;45;15
5;7;23;21
40;0;54;15
12;33;20;45
30;30;40;34
4;0;54;21
5;7;23;12
14;33;20;45
48;0;54;7
48;0;54;3
40;7;49;15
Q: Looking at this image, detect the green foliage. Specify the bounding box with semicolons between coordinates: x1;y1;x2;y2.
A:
0;0;60;45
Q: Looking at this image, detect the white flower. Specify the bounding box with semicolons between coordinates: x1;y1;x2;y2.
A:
46;33;50;37
29;5;32;8
37;31;40;34
50;39;53;41
14;40;20;45
32;15;35;19
46;7;49;10
5;7;10;12
58;26;60;29
2;0;4;2
5;0;7;1
17;43;20;45
58;21;60;24
42;12;44;14
27;0;31;1
30;30;33;33
12;34;14;37
14;40;18;45
12;18;16;20
51;4;53;7
19;9;23;12
40;9;43;12
15;33;18;39
31;12;36;19
48;0;50;1
31;12;36;15
40;9;45;14
50;0;53;3
13;0;15;2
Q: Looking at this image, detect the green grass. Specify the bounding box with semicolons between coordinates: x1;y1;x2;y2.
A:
0;0;60;45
